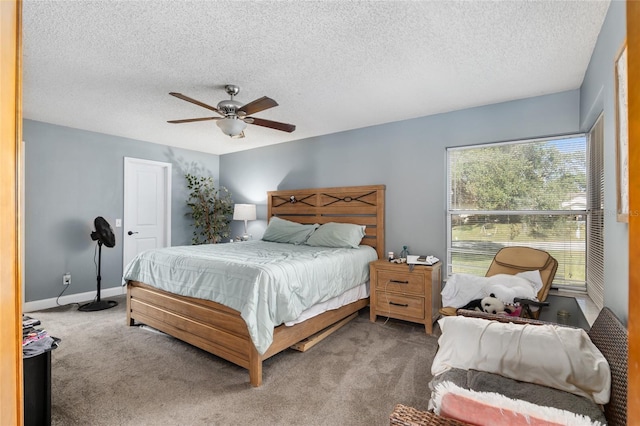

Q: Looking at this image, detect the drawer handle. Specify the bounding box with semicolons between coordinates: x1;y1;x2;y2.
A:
390;280;409;284
389;301;409;307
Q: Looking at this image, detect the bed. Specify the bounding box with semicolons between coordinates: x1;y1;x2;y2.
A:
124;185;385;386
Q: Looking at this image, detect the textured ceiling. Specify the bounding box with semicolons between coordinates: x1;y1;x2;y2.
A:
22;0;610;155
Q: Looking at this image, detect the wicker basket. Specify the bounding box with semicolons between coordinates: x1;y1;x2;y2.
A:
389;404;471;426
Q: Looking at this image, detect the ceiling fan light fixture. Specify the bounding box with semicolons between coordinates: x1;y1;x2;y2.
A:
216;117;247;137
169;85;294;137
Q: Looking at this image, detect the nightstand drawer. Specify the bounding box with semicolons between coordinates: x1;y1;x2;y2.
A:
376;270;425;295
374;293;424;319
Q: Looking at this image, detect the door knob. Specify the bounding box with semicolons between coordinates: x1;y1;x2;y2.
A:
127;231;139;235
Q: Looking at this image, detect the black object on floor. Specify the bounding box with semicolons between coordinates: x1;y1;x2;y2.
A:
78;299;118;311
24;349;53;426
80;216;118;312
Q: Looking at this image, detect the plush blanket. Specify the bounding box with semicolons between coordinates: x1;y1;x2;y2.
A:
441;272;541;308
429;369;607;425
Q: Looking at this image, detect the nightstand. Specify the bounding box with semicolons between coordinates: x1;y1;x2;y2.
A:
369;259;442;334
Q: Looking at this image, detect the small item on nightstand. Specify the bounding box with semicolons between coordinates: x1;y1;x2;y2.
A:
407;255;440;266
388;252;394;261
399;245;409;261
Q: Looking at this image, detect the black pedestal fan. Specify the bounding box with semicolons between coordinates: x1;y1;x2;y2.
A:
79;216;118;312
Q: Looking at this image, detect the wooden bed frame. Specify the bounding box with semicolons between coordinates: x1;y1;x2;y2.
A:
126;184;385;386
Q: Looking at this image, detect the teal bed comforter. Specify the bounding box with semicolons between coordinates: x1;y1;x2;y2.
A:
122;240;377;354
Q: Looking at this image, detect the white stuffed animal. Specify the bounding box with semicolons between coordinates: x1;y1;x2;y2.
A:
480;294;508;314
459;293;514;315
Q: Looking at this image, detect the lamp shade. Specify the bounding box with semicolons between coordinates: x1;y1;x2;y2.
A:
217;117;247;137
233;204;257;221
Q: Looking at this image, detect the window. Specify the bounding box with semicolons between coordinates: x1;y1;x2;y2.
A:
447;135;588;290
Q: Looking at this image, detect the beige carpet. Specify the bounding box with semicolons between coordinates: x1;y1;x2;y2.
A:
30;296;439;426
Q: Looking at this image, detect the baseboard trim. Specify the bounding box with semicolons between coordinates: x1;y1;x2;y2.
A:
23;286;126;313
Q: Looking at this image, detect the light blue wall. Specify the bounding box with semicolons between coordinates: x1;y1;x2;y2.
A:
579;0;627;323
221;89;580;274
23;120;220;302
222;1;628;324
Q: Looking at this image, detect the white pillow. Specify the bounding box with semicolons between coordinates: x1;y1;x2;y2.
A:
441;273;538;307
483;274;538;304
432;316;611;404
262;217;319;244
305;222;365;248
515;269;544;293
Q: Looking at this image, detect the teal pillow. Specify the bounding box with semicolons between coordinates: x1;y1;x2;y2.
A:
262;217;319;245
305;222;366;249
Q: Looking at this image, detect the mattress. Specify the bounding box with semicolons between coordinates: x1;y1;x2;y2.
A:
123;240;377;354
284;281;369;326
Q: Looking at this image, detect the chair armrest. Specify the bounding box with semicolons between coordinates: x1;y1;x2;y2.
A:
390;404;472;426
513;298;549;308
513;298;549;319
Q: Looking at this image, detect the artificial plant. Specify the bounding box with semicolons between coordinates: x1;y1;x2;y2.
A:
185;174;233;244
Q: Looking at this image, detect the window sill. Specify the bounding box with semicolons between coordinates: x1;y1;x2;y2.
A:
549;288;600;326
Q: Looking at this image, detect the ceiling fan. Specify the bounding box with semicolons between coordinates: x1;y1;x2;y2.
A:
167;85;296;139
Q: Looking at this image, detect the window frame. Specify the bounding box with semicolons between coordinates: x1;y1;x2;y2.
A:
446;133;588;291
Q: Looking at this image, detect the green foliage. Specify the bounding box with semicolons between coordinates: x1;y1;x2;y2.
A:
451;142;586;212
185;174;233;244
450;141;586;237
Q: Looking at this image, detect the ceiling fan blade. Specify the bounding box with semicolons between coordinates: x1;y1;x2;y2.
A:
169;92;224;115
167;117;221;124
237;96;278;116
248;117;296;133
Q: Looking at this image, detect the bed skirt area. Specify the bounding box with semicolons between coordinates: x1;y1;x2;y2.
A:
126;280;369;386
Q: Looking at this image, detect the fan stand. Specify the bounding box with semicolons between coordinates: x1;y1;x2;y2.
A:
79;241;118;312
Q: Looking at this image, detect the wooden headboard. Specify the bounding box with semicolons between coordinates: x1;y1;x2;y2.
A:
267;185;385;259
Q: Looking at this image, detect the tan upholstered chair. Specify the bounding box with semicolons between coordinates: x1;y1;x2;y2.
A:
440;246;558;319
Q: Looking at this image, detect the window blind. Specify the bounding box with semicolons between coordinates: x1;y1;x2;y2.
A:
587;115;604;308
447;135;588;289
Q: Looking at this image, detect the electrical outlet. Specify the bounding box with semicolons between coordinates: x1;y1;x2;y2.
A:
63;273;71;286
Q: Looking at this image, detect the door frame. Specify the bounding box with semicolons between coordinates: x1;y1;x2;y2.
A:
123;157;172;273
1;0;22;423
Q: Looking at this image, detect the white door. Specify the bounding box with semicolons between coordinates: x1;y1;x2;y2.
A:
123;158;172;271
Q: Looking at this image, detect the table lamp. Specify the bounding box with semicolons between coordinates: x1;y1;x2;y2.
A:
233;204;257;241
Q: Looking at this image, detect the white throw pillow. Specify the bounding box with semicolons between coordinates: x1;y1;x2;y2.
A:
262;217;319;244
441;273;538;307
431;316;611;404
305;222;365;248
515;269;544;293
